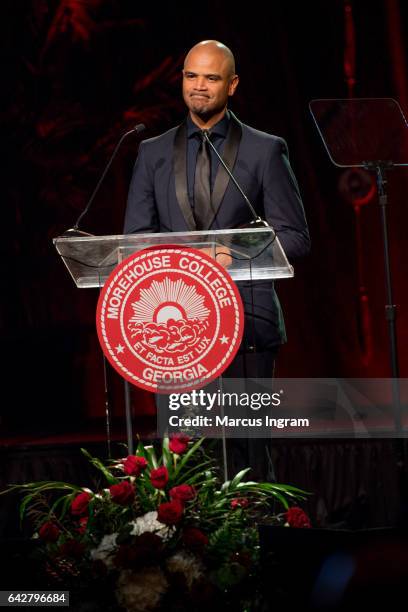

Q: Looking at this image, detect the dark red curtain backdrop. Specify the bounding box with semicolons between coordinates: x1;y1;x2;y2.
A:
1;0;408;433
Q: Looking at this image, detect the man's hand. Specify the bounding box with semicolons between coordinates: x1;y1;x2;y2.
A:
200;245;232;268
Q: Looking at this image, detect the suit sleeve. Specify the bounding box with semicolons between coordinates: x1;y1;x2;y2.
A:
262;137;310;259
124;142;159;234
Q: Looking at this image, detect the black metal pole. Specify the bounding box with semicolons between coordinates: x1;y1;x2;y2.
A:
124;380;134;455
375;164;401;433
101;353;113;458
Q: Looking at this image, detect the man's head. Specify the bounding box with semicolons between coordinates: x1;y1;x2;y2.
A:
182;40;239;127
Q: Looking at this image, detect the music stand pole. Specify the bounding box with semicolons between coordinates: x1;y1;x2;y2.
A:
366;162;402;432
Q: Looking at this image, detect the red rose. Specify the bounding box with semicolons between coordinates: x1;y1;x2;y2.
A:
157;499;184;525
169;433;191;455
169;484;196;504
71;491;92;516
109;481;135;505
59;539;86;559
38;521;60;543
150;466;169;489
230;497;249;509
285;506;311;528
77;516;88;534
182;527;208;551
123;455;148;476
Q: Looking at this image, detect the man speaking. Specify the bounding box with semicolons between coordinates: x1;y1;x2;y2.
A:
124;40;310;477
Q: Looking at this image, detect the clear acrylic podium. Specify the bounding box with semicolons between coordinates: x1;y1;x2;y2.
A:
53;227;293;468
53;227;293;288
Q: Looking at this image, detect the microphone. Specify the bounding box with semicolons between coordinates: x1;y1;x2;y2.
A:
60;123;146;237
202;129;271;229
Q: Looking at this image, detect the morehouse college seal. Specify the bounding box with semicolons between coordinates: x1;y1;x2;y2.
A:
96;246;244;393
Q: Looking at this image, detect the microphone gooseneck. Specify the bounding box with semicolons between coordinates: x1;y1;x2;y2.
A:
202;129;269;228
60;123;146;237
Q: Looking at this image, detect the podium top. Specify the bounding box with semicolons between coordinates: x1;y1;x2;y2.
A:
53;227;293;288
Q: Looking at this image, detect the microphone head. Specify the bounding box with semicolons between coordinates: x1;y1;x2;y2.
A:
134;123;146;134
58;227;95;238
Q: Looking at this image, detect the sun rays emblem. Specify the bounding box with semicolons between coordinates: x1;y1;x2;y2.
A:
127;278;211;354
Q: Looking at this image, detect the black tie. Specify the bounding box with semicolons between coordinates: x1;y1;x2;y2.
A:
194;131;211;230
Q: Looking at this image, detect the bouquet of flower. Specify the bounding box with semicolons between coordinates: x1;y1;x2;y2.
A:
3;435;310;611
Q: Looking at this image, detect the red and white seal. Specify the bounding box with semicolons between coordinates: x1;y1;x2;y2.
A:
96;246;244;393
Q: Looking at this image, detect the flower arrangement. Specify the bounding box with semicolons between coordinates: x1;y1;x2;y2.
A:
3;435;310;611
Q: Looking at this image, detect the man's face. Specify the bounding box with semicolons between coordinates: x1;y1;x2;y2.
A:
182;49;238;119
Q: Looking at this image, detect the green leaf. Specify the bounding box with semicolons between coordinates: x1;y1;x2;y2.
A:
145;446;158;469
162;445;173;476
173;438;205;476
7;481;81;493
172;459;214;486
229;468;252;490
184;471;215;486
80;448;118;485
49;492;76;521
254;482;309;499
19;493;37;524
136;439;148;457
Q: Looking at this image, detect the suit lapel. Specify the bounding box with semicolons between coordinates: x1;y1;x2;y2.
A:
173;121;196;230
173;112;243;231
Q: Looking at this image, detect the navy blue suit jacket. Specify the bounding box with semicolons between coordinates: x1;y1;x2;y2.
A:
124;111;310;350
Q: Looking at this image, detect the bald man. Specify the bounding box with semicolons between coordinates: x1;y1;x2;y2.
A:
182;41;239;130
124;41;310;478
